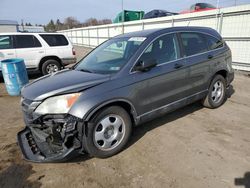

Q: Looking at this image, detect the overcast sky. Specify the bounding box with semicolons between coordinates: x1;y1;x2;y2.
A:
0;0;250;25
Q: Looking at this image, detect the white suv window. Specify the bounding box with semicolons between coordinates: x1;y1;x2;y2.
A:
14;35;42;48
0;35;13;49
39;34;69;46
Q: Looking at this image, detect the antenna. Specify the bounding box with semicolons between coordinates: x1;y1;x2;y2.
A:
216;0;220;8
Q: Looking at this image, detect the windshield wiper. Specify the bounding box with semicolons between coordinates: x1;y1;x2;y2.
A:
79;68;93;73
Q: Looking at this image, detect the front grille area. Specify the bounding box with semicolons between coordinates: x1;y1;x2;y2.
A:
25;131;41;155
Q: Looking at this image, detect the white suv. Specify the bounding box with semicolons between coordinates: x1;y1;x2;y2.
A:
0;32;76;75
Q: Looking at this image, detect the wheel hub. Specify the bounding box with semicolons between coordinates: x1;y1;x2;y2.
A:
47;64;59;74
93;115;125;151
211;80;224;103
104;126;114;139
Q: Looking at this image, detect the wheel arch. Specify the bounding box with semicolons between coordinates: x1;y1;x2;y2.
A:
207;69;228;88
215;69;228;80
39;56;62;71
85;99;139;126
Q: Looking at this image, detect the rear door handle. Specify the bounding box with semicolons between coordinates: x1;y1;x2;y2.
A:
7;53;14;55
174;63;183;69
208;54;213;59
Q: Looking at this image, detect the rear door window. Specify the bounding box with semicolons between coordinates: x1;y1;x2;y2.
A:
180;32;208;56
0;35;13;49
14;35;42;48
40;34;69;46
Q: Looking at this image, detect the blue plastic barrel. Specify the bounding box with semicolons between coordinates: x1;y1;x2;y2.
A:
1;58;29;96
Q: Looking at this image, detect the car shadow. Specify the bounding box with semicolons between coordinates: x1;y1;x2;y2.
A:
235;172;250;188
126;101;203;150
227;84;235;98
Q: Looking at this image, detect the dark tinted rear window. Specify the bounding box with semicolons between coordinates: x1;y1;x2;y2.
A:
14;35;41;48
206;35;223;50
40;34;69;46
180;32;208;56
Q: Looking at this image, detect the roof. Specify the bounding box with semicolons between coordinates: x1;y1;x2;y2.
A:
0;20;18;25
114;28;162;38
0;32;63;35
114;26;221;39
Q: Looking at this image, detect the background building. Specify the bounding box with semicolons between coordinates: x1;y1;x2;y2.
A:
0;20;18;33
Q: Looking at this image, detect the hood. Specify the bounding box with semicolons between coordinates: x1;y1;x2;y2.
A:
22;69;110;101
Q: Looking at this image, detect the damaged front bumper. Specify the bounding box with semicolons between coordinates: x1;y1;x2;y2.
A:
17;113;85;163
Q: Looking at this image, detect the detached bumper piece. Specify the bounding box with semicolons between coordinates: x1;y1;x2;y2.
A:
17;115;83;163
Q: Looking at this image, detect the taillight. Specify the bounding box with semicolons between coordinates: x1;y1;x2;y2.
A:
72;48;76;56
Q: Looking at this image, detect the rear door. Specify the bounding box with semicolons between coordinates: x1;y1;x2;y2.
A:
0;35;16;70
39;34;73;59
179;32;211;96
14;35;44;69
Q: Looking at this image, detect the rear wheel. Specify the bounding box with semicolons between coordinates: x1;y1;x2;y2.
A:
41;59;61;75
202;75;226;108
84;106;132;158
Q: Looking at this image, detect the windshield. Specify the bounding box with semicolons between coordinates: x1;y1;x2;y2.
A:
75;37;146;74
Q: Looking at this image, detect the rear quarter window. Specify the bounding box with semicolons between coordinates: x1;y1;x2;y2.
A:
40;34;69;46
206;35;223;50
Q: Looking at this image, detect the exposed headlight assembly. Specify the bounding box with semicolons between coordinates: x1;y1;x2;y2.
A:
35;93;80;114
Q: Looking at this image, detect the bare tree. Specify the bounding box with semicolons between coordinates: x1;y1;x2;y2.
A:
64;17;80;29
44;17;112;31
85;18;98;26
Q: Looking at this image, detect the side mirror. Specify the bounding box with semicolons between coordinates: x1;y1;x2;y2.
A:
134;59;157;72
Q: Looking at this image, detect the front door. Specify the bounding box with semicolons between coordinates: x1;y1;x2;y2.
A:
131;33;189;118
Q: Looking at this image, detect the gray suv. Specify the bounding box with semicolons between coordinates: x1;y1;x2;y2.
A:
18;27;234;162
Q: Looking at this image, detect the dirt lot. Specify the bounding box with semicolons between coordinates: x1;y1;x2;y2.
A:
0;46;250;188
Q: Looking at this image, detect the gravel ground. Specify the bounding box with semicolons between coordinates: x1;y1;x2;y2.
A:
0;46;250;188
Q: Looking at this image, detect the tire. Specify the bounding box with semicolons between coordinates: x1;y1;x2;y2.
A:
202;75;226;108
41;59;61;75
83;106;132;158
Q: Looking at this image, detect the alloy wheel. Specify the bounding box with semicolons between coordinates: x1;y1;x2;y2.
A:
93;115;126;151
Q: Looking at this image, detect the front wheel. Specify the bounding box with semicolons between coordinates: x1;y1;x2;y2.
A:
84;106;132;158
202;75;226;108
